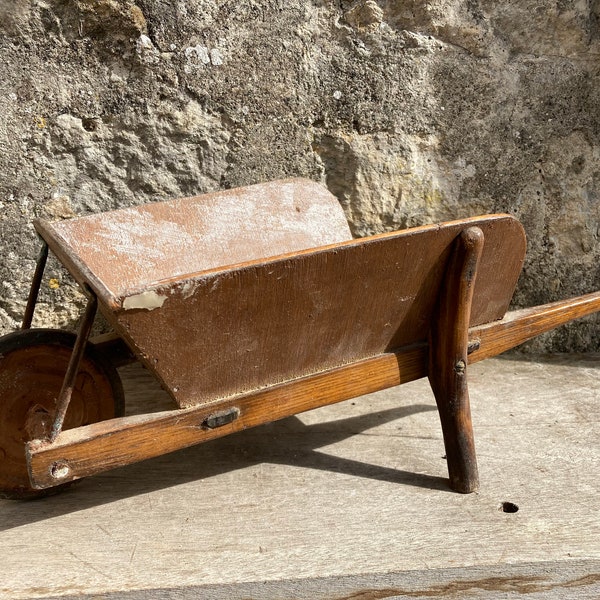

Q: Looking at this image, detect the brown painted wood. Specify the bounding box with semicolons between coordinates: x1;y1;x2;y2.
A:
108;215;525;408
34;179;526;411
33;179;353;308
26;291;600;490
0;329;123;498
20;176;599;494
428;227;484;494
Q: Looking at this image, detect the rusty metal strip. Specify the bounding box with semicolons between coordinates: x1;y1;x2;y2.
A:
21;241;49;330
49;288;98;441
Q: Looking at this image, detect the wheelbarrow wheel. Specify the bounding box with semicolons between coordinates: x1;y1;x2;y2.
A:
0;328;124;499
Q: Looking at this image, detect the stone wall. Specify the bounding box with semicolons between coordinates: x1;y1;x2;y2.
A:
0;0;599;351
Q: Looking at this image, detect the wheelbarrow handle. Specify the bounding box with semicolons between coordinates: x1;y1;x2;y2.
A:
469;290;600;363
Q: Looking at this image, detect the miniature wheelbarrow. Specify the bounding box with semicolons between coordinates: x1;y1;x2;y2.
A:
1;179;599;498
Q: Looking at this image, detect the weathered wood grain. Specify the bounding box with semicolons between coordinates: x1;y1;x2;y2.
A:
27;345;428;489
20;183;600;495
469;291;600;362
429;226;484;493
34;178;353;307
26;285;600;489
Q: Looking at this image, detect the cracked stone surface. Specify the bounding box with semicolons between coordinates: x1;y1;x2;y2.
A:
0;0;599;350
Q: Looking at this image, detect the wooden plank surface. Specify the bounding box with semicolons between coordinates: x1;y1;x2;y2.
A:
113;215;525;407
33;562;600;599
2;354;599;599
26;346;428;489
34;179;353;305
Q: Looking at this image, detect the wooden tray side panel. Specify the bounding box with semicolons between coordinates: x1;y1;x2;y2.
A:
35;179;353;303
112;216;526;407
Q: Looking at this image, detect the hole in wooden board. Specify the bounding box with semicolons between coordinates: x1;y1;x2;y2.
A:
500;501;519;513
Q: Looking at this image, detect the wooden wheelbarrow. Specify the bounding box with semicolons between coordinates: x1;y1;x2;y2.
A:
1;179;599;498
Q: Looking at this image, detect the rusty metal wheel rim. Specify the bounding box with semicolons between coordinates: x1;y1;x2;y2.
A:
0;329;123;499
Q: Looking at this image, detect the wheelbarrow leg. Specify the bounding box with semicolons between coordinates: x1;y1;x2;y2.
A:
49;288;98;441
21;241;49;330
429;227;484;493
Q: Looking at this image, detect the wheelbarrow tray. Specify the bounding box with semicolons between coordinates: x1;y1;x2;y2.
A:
34;185;524;409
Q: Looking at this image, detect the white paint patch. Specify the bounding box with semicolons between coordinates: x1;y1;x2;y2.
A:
179;280;200;299
123;290;167;311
